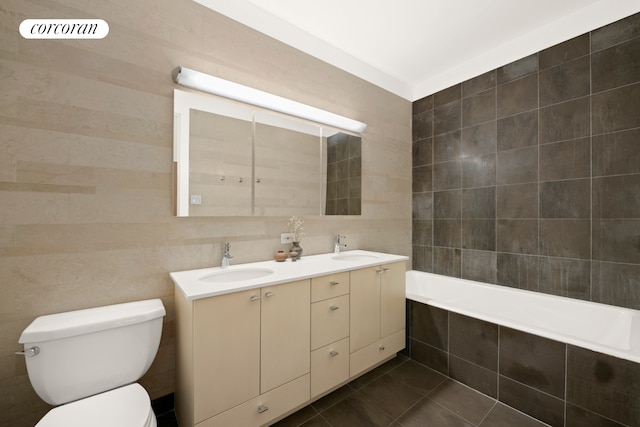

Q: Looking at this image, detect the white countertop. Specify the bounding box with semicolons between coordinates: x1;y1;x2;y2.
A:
170;250;409;300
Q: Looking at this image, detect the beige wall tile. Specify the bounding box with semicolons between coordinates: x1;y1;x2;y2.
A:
0;0;411;424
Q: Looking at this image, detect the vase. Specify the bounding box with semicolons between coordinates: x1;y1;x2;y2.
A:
274;250;287;262
290;242;303;260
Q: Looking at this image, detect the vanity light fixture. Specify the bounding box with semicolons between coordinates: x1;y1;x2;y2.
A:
172;66;367;133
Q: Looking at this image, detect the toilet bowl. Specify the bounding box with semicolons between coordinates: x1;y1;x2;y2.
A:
18;299;166;427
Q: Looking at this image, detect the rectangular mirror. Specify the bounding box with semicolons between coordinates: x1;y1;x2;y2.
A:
173;89;361;217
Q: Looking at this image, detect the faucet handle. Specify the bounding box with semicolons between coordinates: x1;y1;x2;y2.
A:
222;242;233;258
334;235;347;253
221;242;232;268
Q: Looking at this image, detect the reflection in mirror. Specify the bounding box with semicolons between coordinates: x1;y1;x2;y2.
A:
254;111;323;216
326;133;361;215
189;109;253;216
173;89;362;217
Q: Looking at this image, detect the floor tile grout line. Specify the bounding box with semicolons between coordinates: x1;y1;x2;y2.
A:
274;356;556;427
394;358;558;427
477;400;499;427
427;395;485;426
282;354;557;427
317;358;448;426
309;384;357;415
390;394;431;427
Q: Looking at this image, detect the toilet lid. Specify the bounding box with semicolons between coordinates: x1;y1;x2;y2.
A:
36;383;154;427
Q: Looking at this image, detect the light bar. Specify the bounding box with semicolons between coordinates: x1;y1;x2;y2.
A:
172;66;367;134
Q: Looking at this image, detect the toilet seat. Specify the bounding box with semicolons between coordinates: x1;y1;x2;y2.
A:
36;383;155;427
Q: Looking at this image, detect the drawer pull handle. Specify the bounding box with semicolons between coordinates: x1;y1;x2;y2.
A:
330;281;339;286
376;269;383;274
264;291;275;297
257;405;269;414
379;345;386;351
329;305;339;311
250;295;261;301
383;267;390;272
330;351;339;357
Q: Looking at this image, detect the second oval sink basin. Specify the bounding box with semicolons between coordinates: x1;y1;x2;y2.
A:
199;268;274;283
332;254;379;262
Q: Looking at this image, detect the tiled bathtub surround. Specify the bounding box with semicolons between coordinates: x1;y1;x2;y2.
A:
412;12;640;310
409;301;640;427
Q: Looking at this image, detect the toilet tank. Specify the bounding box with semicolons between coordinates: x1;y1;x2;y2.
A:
18;299;166;406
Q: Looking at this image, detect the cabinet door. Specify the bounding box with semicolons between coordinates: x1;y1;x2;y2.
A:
380;261;406;337
194;289;261;423
261;280;311;394
349;266;381;353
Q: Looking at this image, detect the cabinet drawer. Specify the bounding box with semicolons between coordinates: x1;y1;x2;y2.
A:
349;329;405;378
311;338;349;398
311;272;349;302
198;374;310;427
311;295;349;350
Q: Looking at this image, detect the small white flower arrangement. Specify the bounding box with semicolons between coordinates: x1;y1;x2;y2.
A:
285;216;305;242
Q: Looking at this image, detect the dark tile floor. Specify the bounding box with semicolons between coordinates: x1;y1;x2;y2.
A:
157;355;549;427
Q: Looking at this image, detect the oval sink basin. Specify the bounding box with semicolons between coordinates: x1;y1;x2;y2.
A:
332;254;379;262
199;268;274;283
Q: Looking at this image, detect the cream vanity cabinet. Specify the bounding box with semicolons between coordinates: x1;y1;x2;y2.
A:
173;253;407;427
175;280;311;427
349;261;406;377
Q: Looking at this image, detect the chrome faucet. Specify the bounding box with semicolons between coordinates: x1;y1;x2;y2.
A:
334;235;347;254
221;242;233;268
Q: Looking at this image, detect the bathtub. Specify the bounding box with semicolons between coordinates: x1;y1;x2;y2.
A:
406;270;640;364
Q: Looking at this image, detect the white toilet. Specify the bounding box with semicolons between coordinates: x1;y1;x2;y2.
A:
18;299;166;427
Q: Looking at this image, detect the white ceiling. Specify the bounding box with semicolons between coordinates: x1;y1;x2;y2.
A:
195;0;640;101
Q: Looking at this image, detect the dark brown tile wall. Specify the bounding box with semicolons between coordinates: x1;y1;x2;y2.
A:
412;12;640;310
408;301;639;426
